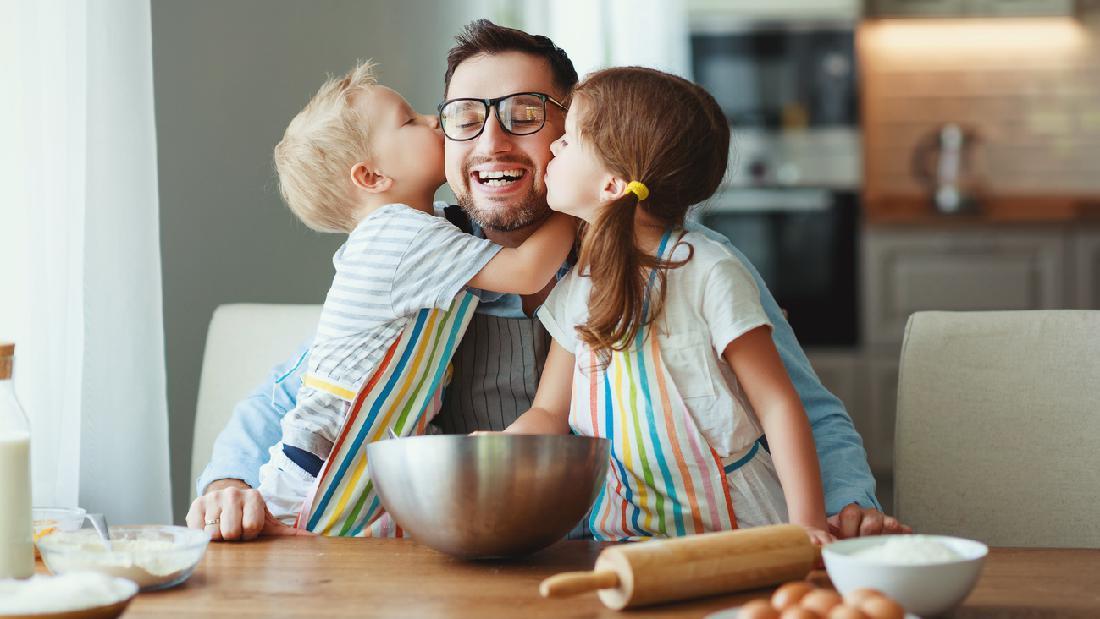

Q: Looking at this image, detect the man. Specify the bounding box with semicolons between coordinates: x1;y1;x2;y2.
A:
187;20;909;541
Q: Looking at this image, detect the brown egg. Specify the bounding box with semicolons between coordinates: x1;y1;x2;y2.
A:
771;582;816;610
740;600;781;619
827;604;867;619
842;588;885;608
780;608;821;619
800;590;843;615
859;596;906;619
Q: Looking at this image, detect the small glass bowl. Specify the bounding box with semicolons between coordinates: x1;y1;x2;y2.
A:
32;506;87;557
37;524;210;591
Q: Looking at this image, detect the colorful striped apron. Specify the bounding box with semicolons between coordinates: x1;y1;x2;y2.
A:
570;231;765;541
296;291;478;536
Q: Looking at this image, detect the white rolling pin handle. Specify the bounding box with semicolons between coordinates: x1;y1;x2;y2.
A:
539;570;620;598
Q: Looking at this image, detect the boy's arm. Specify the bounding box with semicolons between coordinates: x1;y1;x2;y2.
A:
684;220;881;516
468;212;575;295
723;327;831;544
195;345;307;495
504;340;574;435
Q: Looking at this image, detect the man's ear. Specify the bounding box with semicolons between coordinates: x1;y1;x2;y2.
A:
350;162;393;194
599;175;629;204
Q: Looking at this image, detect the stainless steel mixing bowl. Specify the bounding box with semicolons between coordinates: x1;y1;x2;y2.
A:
366;434;609;559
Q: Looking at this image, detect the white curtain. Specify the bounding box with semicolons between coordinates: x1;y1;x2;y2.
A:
0;0;171;525
501;0;690;80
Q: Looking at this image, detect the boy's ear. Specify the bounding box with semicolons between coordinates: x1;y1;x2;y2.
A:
599;175;629;204
350;162;393;194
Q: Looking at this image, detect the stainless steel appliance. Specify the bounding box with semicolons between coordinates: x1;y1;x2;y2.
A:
690;19;861;348
694;189;859;348
691;20;861;188
691;21;858;131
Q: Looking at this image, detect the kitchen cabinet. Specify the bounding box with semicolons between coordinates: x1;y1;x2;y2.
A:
865;0;1075;17
805;350;866;435
864;351;899;476
1072;229;1100;309
865;0;964;16
862;227;1066;346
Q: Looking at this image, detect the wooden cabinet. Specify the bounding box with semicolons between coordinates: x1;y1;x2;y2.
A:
865;0;964;17
865;0;1074;17
1072;230;1100;309
806;350;865;434
965;0;1075;15
806;349;896;477
863;228;1066;346
857;224;1095;481
864;351;899;476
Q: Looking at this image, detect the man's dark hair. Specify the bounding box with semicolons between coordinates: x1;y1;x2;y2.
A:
444;19;579;97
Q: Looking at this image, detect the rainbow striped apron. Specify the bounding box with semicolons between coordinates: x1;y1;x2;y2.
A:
295;291;478;536
570;231;768;541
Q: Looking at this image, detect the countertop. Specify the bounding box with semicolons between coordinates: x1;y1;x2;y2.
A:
107;537;1100;618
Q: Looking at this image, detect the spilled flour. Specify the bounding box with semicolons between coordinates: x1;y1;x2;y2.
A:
0;572;136;614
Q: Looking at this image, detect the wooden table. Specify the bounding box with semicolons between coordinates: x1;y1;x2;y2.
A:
117;538;1100;618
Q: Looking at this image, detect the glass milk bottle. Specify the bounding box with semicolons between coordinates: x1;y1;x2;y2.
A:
0;342;34;578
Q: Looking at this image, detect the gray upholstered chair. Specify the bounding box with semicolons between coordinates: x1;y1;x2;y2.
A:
894;310;1100;548
190;304;321;500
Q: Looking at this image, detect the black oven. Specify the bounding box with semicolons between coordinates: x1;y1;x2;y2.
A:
696;188;859;349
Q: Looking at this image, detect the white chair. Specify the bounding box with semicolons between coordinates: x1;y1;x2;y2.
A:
190;304;321;500
894;310;1100;548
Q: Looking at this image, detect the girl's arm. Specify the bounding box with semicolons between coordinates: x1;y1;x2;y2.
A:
504;340;574;435
467;212;575;295
723;326;833;544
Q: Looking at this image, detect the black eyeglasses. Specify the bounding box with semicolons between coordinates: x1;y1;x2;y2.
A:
437;92;567;142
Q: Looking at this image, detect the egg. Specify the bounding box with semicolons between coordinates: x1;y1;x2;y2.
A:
827;604;867;619
842;588;885;608
859;596;906;619
780;608;821;619
771;582;816;610
800;590;843;615
740;600;781;619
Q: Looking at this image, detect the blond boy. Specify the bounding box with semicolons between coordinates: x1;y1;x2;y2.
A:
259;61;573;531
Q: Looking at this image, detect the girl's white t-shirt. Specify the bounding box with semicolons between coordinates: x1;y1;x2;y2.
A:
537;230;774;457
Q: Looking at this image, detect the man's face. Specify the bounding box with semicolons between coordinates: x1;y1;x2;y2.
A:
444;52;566;233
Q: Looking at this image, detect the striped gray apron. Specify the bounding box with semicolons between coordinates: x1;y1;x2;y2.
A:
433;311;590;539
434;313;551;434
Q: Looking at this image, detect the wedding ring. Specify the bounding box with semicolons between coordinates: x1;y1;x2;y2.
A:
205;518;220;526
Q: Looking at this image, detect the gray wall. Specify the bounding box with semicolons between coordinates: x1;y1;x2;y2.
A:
152;0;481;522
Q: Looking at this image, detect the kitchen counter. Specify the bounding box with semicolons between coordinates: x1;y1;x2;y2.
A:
111;537;1100;618
864;195;1100;225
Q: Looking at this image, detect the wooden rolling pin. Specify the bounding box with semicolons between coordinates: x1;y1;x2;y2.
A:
540;524;819;610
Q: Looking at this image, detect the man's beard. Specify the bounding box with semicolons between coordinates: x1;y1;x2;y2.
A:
455;156;552;232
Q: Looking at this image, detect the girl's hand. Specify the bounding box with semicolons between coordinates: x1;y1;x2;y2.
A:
800;524;836;547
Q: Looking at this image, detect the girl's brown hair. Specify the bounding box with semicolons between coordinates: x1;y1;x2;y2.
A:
572;67;730;354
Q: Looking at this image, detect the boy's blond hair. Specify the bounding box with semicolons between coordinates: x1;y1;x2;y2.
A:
274;61;377;233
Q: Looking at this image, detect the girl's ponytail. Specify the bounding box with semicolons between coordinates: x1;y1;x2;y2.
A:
576;193;645;355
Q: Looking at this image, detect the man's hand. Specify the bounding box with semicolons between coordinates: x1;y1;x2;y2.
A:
185;479;315;541
827;503;912;539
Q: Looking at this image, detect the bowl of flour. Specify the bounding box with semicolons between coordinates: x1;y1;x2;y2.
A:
37;525;210;592
823;534;988;617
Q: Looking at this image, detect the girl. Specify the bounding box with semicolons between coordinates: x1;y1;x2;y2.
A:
504;67;833;545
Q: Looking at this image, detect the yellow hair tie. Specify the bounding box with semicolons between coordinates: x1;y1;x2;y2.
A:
625;181;649;202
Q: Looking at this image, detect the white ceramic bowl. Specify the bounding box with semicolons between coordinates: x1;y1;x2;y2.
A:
37;525;210;592
823;534;988;617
